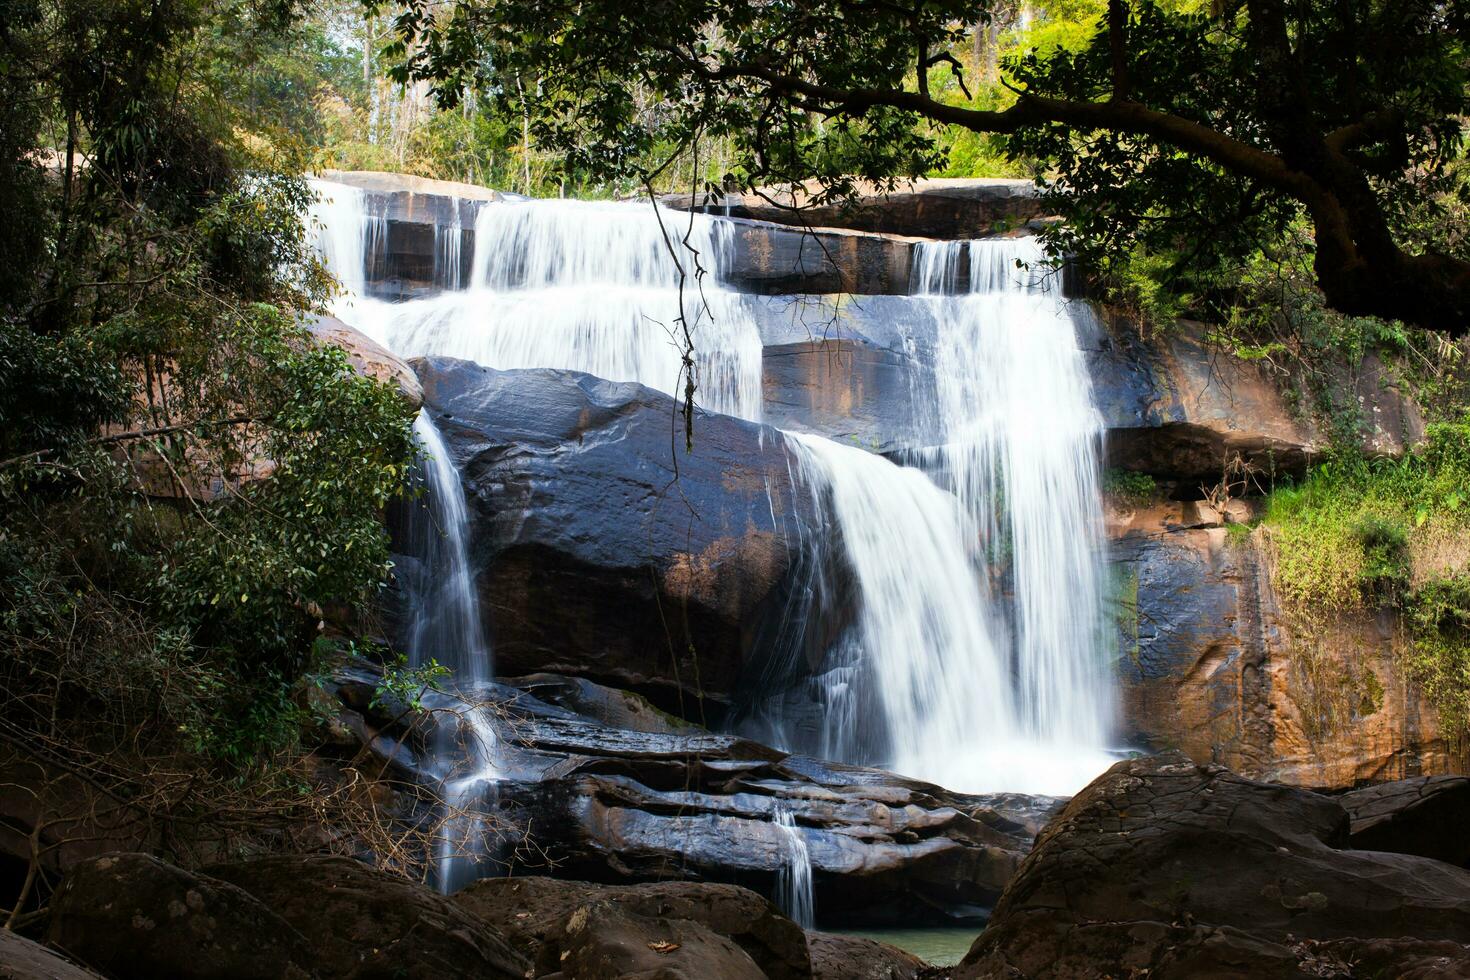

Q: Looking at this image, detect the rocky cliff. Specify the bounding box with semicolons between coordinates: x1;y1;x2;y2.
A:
339;170;1455;791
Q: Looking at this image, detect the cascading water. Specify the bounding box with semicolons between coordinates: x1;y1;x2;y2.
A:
399;412;498;892
318;187;764;421
755;238;1115;796
772;804;814;929
306;178;384;318
786;432;1022;785
907;237;1115;789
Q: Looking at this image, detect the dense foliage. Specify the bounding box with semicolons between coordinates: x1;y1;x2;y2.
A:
1259;417;1470;739
376;0;1470;334
0;0;419;917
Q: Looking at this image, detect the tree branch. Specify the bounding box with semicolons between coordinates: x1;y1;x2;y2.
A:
1108;0;1129;100
702;58;1315;198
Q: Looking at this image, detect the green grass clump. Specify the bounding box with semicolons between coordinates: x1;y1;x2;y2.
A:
1402;576;1470;738
1261;414;1470;737
1103;469;1159;507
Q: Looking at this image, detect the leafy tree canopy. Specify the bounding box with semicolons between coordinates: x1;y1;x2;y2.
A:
0;0;416;790
377;0;1470;335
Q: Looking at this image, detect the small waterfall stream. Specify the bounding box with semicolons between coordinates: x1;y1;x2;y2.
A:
399;412;497;892
772;803;815;929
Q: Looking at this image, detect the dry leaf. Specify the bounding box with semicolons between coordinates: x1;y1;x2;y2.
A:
647;941;681;954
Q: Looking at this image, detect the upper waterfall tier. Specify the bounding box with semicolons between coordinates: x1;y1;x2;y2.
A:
309;181;765;421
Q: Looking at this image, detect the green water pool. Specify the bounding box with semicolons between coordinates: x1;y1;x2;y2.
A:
834;928;981;967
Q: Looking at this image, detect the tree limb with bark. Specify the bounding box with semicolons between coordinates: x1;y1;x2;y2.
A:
376;0;1470;334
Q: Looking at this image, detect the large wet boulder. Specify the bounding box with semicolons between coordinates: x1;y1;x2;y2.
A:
455;877;811;979
1340;775;1470;866
328;663;1057;928
957;752;1470;979
405;357;821;720
47;853;316;980
1108;502;1460;788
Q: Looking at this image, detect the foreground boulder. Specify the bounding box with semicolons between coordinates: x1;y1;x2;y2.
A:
807;934;927;980
48;852;527;980
404;358;822;721
958;753;1470;978
455;877;810;978
47;853;316;980
1340;775;1470;867
204;854;526;979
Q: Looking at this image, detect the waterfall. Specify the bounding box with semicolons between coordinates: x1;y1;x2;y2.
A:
317;187;764;421
306;180;1116;805
400;412;498;892
910;237;1115;786
772;804;814;929
306;178;383;316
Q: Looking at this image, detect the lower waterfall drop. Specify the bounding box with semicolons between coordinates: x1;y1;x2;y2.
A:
401;412;499;892
772;804;815;929
915;238;1116;771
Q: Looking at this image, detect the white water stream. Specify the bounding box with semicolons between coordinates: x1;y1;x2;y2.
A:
901;238;1116;789
399;412;498;892
773;803;815;929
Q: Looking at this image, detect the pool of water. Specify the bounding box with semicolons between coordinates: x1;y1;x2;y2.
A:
834;928;980;967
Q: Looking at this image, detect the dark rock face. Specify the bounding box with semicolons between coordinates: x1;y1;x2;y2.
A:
407;357;821;720
455;877;811;979
661;178;1045;240
721;220;916;295
204;854;527;980
47;853;316;980
957;753;1470;979
330;664;1057;927
1341;776;1470;866
751;294;939;454
1089;319;1425;484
